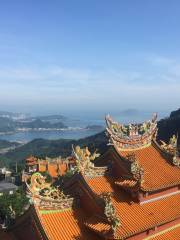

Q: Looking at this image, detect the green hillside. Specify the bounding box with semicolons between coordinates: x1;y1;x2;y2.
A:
1;108;180;169
0;131;108;168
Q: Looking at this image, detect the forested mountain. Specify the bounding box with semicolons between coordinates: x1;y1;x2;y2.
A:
0;117;16;132
0;108;180;169
0;131;108;167
17;119;67;129
157;108;180;144
0;140;20;150
0;117;67;133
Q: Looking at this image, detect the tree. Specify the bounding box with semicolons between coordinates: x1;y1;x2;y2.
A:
0;186;29;227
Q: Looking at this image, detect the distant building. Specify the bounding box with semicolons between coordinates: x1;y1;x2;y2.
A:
23;155;74;181
0;182;18;196
0;168;14;183
7;114;180;239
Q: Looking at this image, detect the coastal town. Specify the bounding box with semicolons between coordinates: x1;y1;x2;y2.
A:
0;113;180;239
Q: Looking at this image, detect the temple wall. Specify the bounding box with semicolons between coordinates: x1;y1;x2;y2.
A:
127;217;180;240
139;185;180;203
109;149;131;177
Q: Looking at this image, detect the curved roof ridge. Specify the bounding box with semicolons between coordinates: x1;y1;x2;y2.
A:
105;113;157;151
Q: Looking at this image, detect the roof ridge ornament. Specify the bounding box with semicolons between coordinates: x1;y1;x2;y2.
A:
101;192;121;236
105;113;158;150
72;145;107;177
126;153;144;185
26;172;73;210
160;134;180;167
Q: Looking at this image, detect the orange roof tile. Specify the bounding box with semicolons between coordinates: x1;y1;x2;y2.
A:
115;178;137;188
147;224;180;240
35;207;101;240
86;176;114;195
39;163;47;172
58;163;68;176
86;176;180;239
47;164;58;178
118;144;180;191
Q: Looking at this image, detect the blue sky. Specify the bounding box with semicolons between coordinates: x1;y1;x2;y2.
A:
0;0;180;115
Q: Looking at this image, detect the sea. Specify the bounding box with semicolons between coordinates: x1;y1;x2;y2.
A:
0;110;169;143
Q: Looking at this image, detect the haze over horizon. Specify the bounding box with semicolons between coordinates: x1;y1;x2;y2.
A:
0;1;180;115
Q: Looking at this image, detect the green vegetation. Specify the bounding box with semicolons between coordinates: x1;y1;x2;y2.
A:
0;140;20;150
0;187;29;227
0;108;180;170
0;131;108;169
36;114;67;121
157;108;180;145
0;117;16;133
18;118;67;129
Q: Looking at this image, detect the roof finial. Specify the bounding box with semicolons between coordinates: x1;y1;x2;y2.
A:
101;192;121;235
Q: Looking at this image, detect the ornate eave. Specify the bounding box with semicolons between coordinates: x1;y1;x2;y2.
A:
159;134;180;168
114;152;144;193
100;192;121;236
72;145;108;177
26;172;74;211
106;113;158;151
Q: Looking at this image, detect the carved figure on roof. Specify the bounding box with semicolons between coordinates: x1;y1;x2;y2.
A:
152;112;158;123
129;124;134;136
25;172;74;210
106;115;127;137
160;134;180;167
106;113;158;150
72;145;100;174
26;172;66;201
29;172;51;193
170;134;178;148
173;153;180;168
160;134;178;154
101;192;121;235
126;153;136;163
173;156;180;168
140;121;149;133
128;153;144;184
131;161;144;184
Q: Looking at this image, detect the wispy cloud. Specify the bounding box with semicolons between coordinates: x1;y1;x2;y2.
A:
0;55;180;112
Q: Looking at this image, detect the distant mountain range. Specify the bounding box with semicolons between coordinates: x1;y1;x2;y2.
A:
0;111;29;120
0;140;22;155
0;108;180;169
0;131;108;168
0;112;68;134
0;111;105;134
0;140;21;150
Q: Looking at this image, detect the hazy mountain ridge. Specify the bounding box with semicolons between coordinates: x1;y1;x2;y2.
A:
0;108;180;168
0;113;68;133
0;131;108;167
0;140;21;150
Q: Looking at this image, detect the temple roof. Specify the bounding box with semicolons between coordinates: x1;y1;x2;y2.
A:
85;175;180;239
149;224;180;240
117;143;180;191
34;206;101;240
26;156;38;166
21;123;180;240
106;113;157;151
